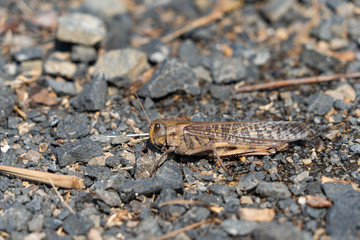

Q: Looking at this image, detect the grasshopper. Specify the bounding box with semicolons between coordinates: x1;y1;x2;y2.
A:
148;119;309;173
132;95;309;174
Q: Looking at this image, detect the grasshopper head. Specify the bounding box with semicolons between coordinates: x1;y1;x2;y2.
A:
149;120;167;149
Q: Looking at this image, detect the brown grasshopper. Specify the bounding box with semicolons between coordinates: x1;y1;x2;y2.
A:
148;119;309;173
132;95;309;173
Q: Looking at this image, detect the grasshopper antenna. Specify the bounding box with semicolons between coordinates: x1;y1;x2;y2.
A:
127;107;150;137
131;106;150;127
135;93;151;125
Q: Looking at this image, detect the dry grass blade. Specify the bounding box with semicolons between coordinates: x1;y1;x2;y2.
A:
161;0;244;43
126;133;149;137
48;177;76;214
152;218;213;240
135;93;151;124
235;72;360;92
0;165;84;190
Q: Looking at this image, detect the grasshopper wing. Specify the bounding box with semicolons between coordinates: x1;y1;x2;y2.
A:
184;121;309;144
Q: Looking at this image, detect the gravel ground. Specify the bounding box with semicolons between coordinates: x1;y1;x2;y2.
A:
1;0;360;239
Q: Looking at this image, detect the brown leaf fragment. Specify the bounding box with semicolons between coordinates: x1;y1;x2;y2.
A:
324;130;341;141
210;206;224;214
23;150;41;162
29;11;58;30
39;142;48;153
87;228;102;240
30;87;58;106
239;208;275;222
306;195;333;208
13;105;28;120
105;209;135;228
321;176;348;184
321;176;360;191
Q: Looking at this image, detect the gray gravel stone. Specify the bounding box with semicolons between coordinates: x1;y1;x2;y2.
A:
39;77;78;96
71;74;108;111
301;45;342;72
105;155;123;168
85;165;112;180
43;217;63;230
156;188;187;220
111;135;130;145
261;0;295;22
140;39;169;64
255;181;292;199
43;58;77;79
190;112;208;122
55;138;103;167
63;213;94;235
333;99;352;110
155;160;183;183
252;222;305;240
178;206;210;224
253;49;271;66
208;55;247;84
135;155;156;179
81;0;128;19
57;13;106;46
312;19;333;41
292;171;309;183
178;40;201;67
55;114;91;139
135;217;160;238
12;47;43;62
28;214;44;232
0;204;32;232
105;13;132;50
221;219;258;236
322;182;355;200
348;19;360;44
138;58;201;98
95;189;121;207
0;94;15;128
116;177;184;202
326;190;360;238
308;94;334;115
93;48;150;87
209;85;230;100
236;173;259;194
289;182;306;196
350;144;360;154
71;45;97;63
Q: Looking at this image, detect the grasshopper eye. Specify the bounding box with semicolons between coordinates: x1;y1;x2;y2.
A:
154;123;161;132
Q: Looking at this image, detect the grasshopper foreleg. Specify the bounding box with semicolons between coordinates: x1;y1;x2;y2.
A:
211;145;231;175
151;146;176;176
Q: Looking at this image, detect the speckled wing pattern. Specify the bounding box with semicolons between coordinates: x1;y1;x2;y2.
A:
184;121;309;145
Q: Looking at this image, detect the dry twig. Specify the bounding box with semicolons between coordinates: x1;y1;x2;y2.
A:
235;72;360;92
158;199;213;208
0;165;84;190
161;0;244;43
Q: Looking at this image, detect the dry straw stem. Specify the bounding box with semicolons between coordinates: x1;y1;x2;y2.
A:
0;165;84;190
161;0;244;43
235;72;360;92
